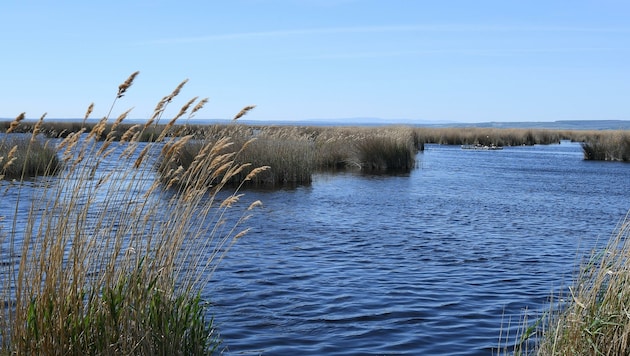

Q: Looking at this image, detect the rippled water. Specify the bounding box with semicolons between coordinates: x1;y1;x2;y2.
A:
207;142;629;355
1;140;629;355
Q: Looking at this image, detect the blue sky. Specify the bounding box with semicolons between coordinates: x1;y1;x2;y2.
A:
2;1;629;123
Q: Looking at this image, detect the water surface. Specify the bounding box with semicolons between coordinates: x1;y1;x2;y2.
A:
208;142;629;355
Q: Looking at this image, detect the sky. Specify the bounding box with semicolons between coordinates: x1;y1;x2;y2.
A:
1;0;630;123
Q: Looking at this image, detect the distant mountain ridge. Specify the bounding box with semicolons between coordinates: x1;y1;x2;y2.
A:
446;120;630;130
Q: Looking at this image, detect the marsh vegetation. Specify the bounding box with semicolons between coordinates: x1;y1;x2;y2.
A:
0;72;264;354
3;120;628;184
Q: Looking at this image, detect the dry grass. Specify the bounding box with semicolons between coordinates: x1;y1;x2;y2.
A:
0;73;263;355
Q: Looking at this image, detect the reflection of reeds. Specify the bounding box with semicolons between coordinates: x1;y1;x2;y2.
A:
0;73;262;354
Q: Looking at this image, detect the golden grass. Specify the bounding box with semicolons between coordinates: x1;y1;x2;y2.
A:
0;72;263;354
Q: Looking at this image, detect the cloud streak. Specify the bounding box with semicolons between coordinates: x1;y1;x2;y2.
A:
296;46;628;60
143;24;630;45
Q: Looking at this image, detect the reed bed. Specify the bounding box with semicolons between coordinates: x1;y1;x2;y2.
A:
412;127;569;147
580;130;630;161
503;212;630;355
158;124;421;187
0;136;61;180
5;118;630;164
0;72;263;355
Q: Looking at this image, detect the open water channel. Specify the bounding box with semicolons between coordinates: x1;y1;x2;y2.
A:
207;141;629;355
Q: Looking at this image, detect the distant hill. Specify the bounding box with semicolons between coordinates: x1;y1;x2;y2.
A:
240;118;630;130
440;120;630;130
237;118;630;130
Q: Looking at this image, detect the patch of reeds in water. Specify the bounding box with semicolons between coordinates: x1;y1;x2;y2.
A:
0;114;62;180
412;127;568;147
0;72;263;354
158;124;420;187
580;130;630;161
0;137;61;180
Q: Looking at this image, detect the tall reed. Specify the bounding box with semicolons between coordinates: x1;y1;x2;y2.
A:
0;73;262;355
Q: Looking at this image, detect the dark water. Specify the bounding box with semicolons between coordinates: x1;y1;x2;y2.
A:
207;142;629;355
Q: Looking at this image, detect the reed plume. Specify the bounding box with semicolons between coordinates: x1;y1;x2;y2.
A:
233;105;256;120
6;112;25;134
117;71;140;98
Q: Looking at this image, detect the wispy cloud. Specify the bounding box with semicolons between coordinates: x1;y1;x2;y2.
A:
298;47;628;60
142;24;630;45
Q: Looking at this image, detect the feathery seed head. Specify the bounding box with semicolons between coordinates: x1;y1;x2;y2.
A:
244;166;270;181
84;103;94;121
117;71;140;98
190;97;209;118
30;113;47;142
7;112;26;133
2;145;18;171
166;79;189;103
233;105;256;121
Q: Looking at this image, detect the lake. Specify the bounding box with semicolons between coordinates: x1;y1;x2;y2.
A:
1;140;628;355
206;141;629;355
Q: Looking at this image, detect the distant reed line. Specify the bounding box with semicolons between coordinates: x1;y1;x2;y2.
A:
2;122;628;174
